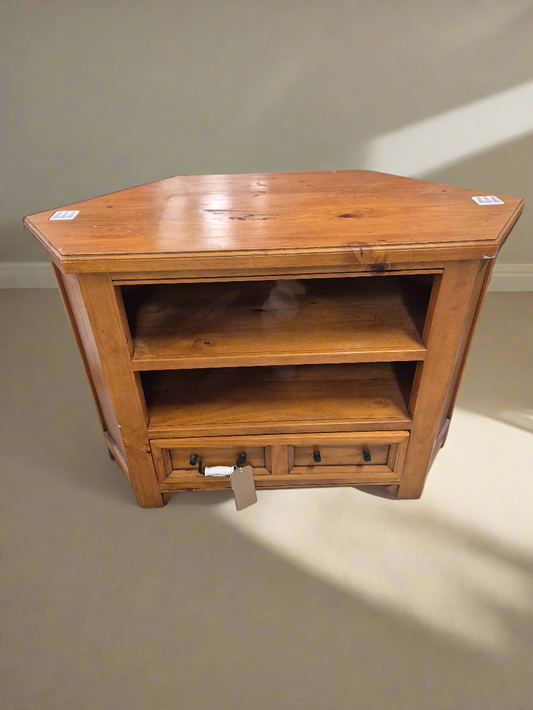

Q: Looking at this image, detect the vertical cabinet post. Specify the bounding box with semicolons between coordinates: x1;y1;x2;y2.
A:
398;259;484;499
76;273;164;508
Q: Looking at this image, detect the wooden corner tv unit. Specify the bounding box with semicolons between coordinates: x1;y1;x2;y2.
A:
24;170;524;508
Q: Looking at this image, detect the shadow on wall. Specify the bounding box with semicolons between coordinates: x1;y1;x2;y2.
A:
426;133;533;264
453;292;533;433
2;0;533;261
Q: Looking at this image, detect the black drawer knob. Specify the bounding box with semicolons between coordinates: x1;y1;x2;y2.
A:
236;452;247;467
362;449;372;463
189;453;204;474
313;450;321;463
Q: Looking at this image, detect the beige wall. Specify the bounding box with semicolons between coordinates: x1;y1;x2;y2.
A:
2;0;532;262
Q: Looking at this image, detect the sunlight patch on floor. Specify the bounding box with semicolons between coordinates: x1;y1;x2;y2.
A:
216;409;533;652
499;406;533;433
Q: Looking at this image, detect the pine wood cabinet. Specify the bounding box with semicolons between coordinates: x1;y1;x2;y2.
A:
24;170;524;507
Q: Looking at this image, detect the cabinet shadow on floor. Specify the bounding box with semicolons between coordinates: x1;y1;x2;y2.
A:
2;289;533;708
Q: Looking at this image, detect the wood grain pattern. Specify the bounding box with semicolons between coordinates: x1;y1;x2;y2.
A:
60;272;125;457
398;260;482;499
23;170;524;274
292;444;389;466
444;259;496;421
408;270;444;415
150;432;410;447
23;170;524;506
112;263;444;285
103;431;130;481
54;244;510;275
148;420;413;439
170;445;269;475
428;418;451;471
270;445;288;477
152;431;408;490
159;473;400;491
144;362;413;437
391;436;409;478
125;276;429;370
77;273;164;508
415;257;494;468
51;261;106;433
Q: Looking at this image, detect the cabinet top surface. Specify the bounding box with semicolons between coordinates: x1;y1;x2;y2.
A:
24;170;524;272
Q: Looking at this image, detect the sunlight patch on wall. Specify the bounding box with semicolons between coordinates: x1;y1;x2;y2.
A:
364;80;533;177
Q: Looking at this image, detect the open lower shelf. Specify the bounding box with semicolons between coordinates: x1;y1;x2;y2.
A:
124;276;431;370
143;362;414;436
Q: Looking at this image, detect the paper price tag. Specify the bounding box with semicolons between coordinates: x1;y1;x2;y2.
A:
230;466;257;511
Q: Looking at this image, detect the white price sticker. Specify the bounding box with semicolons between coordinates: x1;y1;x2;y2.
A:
204;466;234;477
472;196;504;205
49;210;79;220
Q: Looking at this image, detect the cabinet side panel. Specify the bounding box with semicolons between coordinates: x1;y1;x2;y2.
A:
443;258;495;423
408;260;491;449
60;270;126;457
398;260;481;499
51;262;106;432
77;273;163;508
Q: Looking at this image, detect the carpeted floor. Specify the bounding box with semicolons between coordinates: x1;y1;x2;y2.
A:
1;289;532;710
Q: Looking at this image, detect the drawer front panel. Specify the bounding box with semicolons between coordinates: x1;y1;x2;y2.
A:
293;444;389;468
151;438;276;490
169;446;267;473
152;432;409;491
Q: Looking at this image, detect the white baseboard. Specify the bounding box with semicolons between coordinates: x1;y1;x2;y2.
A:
487;264;533;291
0;262;57;288
0;261;532;291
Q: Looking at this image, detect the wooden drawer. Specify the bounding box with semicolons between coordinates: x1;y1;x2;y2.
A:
151;432;409;492
151;437;279;490
291;442;390;471
153;441;272;481
286;432;408;483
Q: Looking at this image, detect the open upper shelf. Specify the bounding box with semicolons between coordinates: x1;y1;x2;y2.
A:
124;276;431;370
143;362;414;436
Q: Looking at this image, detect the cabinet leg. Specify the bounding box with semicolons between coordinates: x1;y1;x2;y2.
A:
77;273;165;509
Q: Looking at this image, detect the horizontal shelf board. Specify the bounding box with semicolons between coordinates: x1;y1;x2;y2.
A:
133;349;424;370
126;277;430;370
151;432;410;447
147;421;412;438
113;265;444;285
144;362;413;434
